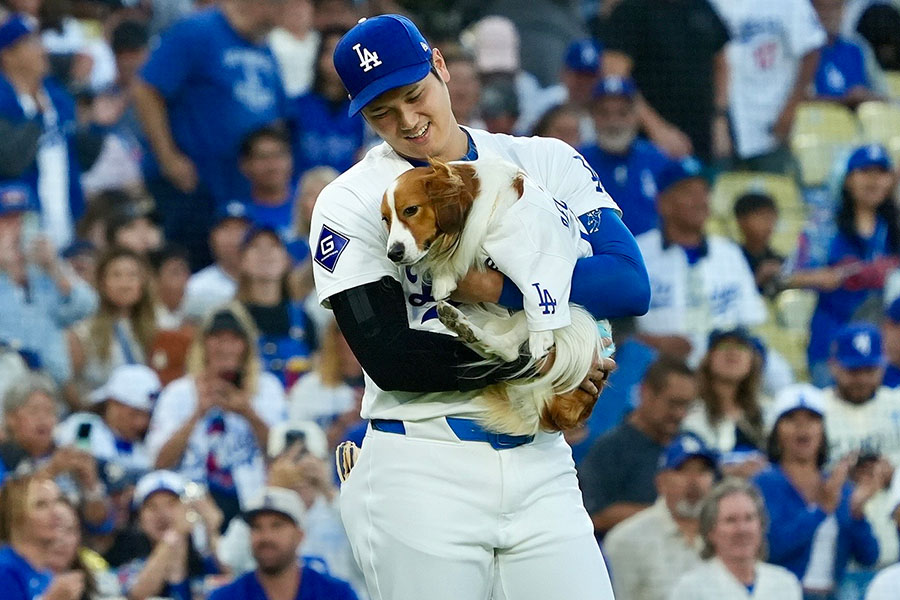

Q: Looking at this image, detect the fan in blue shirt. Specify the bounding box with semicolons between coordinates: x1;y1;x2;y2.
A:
137;3;289;205
236;125;297;240
813;0;883;106
882;297;900;388
209;487;358;600
579;76;668;237
289;28;365;179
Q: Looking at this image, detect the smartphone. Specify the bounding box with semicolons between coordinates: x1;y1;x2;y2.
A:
75;422;92;450
220;370;243;388
285;429;307;451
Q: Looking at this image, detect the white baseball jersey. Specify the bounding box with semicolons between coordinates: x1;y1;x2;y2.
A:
709;0;826;158
635;230;766;366
669;558;802;600
309;128;618;421
482;173;593;333
822;386;900;466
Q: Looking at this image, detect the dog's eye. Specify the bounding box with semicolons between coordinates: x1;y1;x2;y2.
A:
402;206;419;218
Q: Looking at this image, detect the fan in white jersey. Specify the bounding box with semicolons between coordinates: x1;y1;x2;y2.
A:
309;14;650;600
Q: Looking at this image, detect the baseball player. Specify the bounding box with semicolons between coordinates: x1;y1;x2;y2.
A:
310;14;650;599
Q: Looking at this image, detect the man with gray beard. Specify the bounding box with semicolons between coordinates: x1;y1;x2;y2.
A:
578;76;669;237
602;433;718;600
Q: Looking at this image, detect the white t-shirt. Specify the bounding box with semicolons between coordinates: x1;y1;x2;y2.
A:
309;128;617;421
183;265;237;321
865;561;900;600
145;372;286;508
709;0;826;158
635;230;766;366
823;386;900;466
669;558;802;600
287;371;357;427
268;28;319;98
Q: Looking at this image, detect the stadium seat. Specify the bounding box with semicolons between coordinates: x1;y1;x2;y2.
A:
885;71;900;101
755;289;818;379
790;102;860;187
708;172;805;256
857;100;900;165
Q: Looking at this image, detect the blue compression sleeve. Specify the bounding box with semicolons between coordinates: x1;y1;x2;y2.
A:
498;208;650;318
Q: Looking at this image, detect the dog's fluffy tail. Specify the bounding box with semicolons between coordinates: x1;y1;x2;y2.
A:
478;306;606;435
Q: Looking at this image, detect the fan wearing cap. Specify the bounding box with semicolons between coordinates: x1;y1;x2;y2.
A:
0;182;97;385
0;13;85;248
310;13;653;600
237;225;315;388
784;145;900;385
145;303;286;525
634;159;767;365
579;76;669;237
881;297;900;388
104;199;164;257
183;201;252;322
112;470;222;600
823;324;900;466
209;487;358;600
132;0;289;269
603;432;717;600
753;383;879;597
56;364;160;476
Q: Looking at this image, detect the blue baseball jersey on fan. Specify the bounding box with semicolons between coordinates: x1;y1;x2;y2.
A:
0;546;52;600
247;196;295;239
794;220;896;365
815;37;869;98
578;140;669;236
140;7;288;204
208;567;358;600
289;92;364;177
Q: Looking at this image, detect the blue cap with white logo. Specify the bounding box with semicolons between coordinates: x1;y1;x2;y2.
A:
334;14;433;117
831;323;884;369
658;432;718;472
564;39;601;74
213;200;251;227
887;297;900;323
656;156;705;195
846;144;893;173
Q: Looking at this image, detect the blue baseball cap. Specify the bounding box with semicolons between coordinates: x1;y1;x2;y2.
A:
591;75;637;100
213;200;251;227
887;297;900;323
334;15;433;117
656;156;706;195
564;39;601;74
831;323;884;369
659;433;718;472
847;144;893;173
0;182;34;216
0;14;35;53
241;224;282;250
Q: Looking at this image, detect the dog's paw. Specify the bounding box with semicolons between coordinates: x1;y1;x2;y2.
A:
437;301;479;344
528;331;555;360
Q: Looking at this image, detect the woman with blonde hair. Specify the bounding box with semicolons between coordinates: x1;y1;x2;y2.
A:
67;247;157;408
0;473;86;600
144;302;286;523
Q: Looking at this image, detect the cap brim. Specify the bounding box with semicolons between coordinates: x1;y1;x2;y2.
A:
836;356;884;369
348;60;432;117
243;507;300;527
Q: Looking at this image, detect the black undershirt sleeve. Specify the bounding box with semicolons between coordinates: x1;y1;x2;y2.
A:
328;276;534;393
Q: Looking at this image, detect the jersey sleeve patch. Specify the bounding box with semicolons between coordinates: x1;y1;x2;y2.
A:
314;225;351;273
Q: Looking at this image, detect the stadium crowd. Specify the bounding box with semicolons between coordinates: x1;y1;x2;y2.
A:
2;0;900;598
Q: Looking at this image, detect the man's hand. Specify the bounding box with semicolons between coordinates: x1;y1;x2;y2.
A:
160;150;198;194
711;115;733;161
540;355;614;431
649;121;693;158
772;102;798;143
450;268;504;304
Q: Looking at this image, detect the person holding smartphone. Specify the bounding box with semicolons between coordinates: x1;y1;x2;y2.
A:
145;303;286;525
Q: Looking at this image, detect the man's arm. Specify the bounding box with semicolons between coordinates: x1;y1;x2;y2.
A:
132;79;197;193
591;502;652;533
772;49;820;142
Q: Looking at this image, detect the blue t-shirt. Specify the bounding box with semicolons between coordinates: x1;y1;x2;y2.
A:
578;139;669;236
289;92;364;177
0;546;53;600
815;37;869;98
140;7;288;203
245;194;295;239
884;363;900;388
208;566;358;600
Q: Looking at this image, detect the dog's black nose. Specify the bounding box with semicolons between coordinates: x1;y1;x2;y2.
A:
387;243;405;263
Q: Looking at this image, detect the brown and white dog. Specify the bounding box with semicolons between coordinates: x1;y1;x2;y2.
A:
381;157;608;435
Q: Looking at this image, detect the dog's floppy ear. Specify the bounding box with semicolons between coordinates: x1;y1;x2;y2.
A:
425;159;478;235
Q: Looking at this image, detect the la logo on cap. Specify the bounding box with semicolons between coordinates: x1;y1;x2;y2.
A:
853;332;872;356
353;43;382;72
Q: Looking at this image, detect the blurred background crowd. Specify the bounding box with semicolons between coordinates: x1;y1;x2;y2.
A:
2;0;900;599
